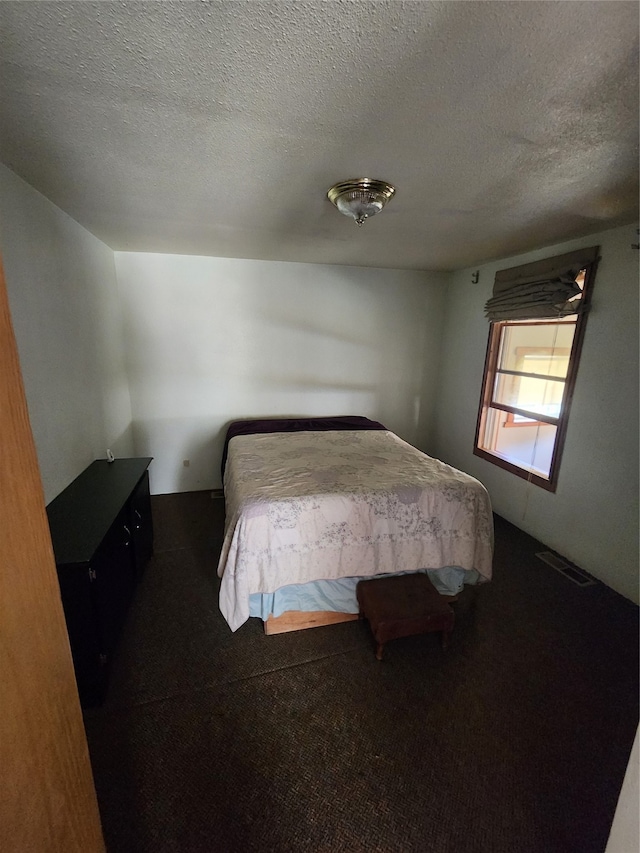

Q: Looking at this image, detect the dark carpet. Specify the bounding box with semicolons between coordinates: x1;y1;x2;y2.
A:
83;492;639;853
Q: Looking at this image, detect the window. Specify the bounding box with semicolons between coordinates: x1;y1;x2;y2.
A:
474;249;599;491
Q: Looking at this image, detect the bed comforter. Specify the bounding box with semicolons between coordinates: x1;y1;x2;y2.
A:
218;429;493;631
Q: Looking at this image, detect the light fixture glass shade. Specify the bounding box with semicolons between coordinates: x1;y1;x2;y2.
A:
327;178;396;227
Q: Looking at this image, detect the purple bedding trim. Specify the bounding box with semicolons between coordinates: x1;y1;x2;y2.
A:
221;415;387;477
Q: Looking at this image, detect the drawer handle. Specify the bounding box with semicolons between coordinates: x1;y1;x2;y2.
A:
124;524;131;545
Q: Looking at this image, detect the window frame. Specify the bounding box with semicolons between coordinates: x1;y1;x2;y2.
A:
473;258;598;492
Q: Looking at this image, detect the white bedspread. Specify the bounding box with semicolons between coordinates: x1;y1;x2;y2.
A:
218;430;493;631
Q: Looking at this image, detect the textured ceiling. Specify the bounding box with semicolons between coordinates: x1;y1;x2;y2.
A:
0;1;637;270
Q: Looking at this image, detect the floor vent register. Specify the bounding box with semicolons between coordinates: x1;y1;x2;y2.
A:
535;551;597;587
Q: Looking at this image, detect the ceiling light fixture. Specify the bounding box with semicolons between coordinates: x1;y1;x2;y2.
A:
327;178;396;227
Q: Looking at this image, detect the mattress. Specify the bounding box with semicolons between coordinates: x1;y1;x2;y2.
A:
217;423;493;631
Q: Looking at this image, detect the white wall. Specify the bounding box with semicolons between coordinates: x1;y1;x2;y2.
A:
433;223;639;603
114;252;447;495
0;164;133;503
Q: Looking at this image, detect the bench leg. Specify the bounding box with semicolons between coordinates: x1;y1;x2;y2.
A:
375;642;384;661
441;630;452;651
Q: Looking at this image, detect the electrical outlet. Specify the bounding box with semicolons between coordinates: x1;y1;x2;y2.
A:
183;459;190;468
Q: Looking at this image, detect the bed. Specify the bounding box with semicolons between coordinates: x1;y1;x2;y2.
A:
217;417;493;633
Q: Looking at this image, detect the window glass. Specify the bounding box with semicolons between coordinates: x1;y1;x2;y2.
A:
498;323;575;375
479;409;558;477
493;372;565;419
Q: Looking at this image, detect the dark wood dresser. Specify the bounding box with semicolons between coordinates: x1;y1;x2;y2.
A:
46;457;153;706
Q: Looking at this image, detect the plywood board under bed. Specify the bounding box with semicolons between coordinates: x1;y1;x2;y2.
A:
263;592;460;635
264;610;358;635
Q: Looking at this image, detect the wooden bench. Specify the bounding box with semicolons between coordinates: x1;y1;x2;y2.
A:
356;573;455;660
